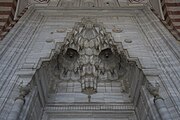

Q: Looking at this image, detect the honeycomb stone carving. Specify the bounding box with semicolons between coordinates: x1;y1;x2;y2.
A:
48;17;130;97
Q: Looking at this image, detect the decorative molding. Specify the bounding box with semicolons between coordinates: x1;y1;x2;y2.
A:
128;0;149;6
34;0;50;3
28;0;130;7
129;0;147;3
16;86;31;101
45;103;134;111
124;39;132;43
146;81;160;99
56;28;67;33
112;26;123;33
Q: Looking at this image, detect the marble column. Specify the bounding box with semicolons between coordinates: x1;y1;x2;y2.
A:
7;98;25;120
154;97;172;120
146;81;172;120
7;86;30;120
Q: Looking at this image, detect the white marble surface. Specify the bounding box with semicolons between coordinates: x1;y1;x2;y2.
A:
0;4;180;120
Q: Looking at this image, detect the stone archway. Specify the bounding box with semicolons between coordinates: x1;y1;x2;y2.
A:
36;17;140;120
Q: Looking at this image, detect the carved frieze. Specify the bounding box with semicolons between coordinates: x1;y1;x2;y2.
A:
28;0;132;7
28;0;150;7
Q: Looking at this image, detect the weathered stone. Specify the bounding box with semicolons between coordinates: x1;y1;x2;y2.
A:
0;1;180;120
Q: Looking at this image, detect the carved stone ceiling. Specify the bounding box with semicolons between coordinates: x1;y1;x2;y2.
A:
28;0;149;7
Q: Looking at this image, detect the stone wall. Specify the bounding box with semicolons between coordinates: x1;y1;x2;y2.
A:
0;5;180;120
